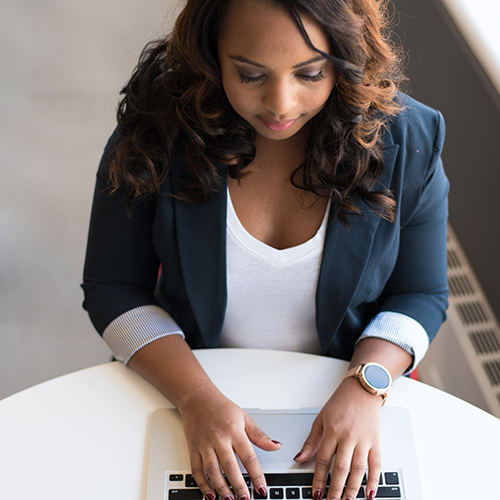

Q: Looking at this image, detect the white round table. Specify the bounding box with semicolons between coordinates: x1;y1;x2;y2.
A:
0;349;498;499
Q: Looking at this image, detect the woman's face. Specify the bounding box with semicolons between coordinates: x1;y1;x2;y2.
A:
218;0;336;142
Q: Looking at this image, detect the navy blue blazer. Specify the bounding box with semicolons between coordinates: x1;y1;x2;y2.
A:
82;94;449;361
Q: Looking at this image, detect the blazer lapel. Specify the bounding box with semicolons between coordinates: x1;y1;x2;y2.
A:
316;144;400;353
168;141;400;352
171;156;228;347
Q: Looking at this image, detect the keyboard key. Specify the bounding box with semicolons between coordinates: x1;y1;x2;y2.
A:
384;473;399;485
301;487;313;498
265;474;314;486
301;487;325;499
270;488;284;499
169;489;203;500
375;486;401;498
170;474;184;481
243;475;252;487
185;475;198;487
285;488;300;499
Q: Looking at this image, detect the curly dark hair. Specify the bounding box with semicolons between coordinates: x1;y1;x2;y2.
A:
109;0;405;225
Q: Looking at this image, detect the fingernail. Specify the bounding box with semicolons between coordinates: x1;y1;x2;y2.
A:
258;486;267;497
240;496;249;500
369;490;376;500
293;451;303;461
271;440;282;445
314;490;322;500
225;496;233;500
206;494;216;500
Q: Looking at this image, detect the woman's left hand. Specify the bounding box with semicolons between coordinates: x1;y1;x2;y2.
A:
293;376;383;500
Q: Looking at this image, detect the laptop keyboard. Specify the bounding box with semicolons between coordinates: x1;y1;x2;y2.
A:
166;470;404;500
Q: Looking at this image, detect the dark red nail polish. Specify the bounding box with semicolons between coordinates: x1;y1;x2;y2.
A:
368;490;376;500
314;490;322;500
206;494;216;500
293;451;303;461
271;440;282;445
258;486;267;497
225;495;233;500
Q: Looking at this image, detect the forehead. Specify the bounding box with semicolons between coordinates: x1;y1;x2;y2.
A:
218;0;330;61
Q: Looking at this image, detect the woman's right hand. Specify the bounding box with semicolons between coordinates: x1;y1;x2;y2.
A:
178;381;282;500
128;335;281;500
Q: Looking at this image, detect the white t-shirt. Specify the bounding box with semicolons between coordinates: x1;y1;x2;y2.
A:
218;189;329;354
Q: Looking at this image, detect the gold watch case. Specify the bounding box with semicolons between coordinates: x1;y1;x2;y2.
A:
343;362;392;405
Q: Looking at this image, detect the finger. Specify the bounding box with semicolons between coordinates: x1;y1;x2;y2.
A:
245;415;282;452
233;435;268;498
294;418;323;463
326;446;354;500
365;447;382;500
341;447;367;500
311;440;338;500
201;449;236;500
216;446;251;500
190;452;217;500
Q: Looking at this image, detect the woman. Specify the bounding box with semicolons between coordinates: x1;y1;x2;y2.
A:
82;1;449;499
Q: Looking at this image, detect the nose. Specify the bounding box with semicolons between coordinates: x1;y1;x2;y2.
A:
261;78;298;117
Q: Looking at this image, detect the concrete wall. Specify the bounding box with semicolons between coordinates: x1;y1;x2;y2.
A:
0;0;180;400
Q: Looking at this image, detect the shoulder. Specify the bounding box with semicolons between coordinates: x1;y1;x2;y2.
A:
382;92;445;153
378;93;448;226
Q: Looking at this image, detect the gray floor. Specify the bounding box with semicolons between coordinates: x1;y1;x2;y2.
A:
0;0;180;400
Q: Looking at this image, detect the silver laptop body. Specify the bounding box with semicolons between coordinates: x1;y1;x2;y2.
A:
146;407;423;500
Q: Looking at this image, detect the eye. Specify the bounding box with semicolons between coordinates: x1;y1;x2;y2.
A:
238;71;265;84
298;71;326;83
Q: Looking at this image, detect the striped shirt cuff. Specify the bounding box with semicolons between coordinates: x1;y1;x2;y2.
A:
102;305;184;365
356;311;429;373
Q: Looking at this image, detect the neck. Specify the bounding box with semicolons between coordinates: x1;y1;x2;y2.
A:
253;126;310;175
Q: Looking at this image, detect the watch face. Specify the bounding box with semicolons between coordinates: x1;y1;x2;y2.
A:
363;363;391;391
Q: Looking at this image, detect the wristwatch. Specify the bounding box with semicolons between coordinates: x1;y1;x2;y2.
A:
343;362;392;406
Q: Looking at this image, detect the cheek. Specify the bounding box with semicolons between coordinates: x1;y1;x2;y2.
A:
221;73;245;114
224;85;255;117
309;84;334;110
303;86;332;112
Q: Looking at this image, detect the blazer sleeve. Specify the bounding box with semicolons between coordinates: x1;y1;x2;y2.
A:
81;128;163;335
378;110;449;343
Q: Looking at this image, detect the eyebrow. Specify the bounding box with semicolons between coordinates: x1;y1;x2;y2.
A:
228;54;325;70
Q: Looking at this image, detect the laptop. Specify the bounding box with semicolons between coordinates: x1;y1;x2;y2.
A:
146;407;423;500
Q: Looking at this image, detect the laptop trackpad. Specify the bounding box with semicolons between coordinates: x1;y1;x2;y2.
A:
248;409;318;467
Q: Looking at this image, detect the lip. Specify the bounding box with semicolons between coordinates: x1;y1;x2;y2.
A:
259;117;299;132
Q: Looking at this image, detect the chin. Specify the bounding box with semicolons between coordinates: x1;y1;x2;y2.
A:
254;122;305;141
